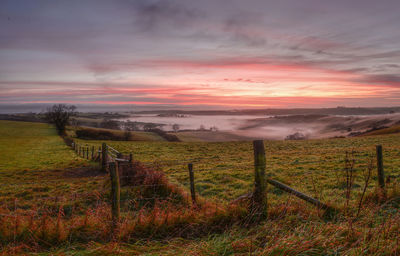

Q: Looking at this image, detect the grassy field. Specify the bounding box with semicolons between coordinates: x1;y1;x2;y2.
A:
1;120;400;255
0;120;91;173
0;120;102;213
75;133;400;205
172;130;255;142
362;125;400;136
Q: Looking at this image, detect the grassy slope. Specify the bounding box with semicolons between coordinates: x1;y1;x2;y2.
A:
0;121;92;173
0;120;102;210
76;134;400;204
362;124;400;136
1;120;400;255
172;130;255;142
69;125;166;141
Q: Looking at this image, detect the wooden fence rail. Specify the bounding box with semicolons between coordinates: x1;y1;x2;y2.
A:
267;179;330;209
67;138;389;220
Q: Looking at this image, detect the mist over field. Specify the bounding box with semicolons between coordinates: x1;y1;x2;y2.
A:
124;112;400;140
124;114;263;131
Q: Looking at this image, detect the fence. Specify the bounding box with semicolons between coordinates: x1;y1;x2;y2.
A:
70;139;391;223
0;138;395;243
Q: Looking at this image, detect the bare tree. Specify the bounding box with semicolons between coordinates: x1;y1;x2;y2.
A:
210;126;219;132
123;120;133;141
124;120;138;131
172;123;180;133
143;123;159;131
44;104;76;135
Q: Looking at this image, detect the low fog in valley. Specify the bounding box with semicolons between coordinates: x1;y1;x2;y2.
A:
123;112;400;141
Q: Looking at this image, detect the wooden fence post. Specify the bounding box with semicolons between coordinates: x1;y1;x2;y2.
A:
376;145;386;194
79;146;81;156
101;143;107;172
98;146;101;162
91;146;94;160
109;162;120;232
188;163;196;205
129;153;133;163
252;140;267;219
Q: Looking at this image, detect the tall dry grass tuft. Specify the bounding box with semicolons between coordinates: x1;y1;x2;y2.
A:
118;161;190;208
0;160;250;252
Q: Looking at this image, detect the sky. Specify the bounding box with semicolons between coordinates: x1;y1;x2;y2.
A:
0;0;400;111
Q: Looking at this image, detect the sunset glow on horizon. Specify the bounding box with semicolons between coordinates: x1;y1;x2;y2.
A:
1;0;399;110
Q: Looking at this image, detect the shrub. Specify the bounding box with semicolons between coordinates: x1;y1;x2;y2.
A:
148;128;180;142
118;161;187;207
75;128;124;141
285;132;307;140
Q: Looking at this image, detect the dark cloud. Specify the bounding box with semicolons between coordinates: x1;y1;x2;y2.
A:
355;74;400;87
379;64;400;69
223;15;267;47
130;0;203;32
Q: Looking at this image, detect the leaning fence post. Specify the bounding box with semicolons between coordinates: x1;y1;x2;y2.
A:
101;143;107;172
188;163;196;205
252;140;267;219
109;162;120;233
376;145;386;194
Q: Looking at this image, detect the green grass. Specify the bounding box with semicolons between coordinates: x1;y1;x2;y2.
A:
172;130;253;142
1;120;400;255
75;134;400;206
0;120;102;209
0;120;90;173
